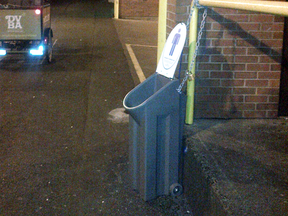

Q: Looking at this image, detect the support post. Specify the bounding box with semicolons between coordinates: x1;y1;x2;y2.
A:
157;0;167;63
114;0;119;19
185;4;198;125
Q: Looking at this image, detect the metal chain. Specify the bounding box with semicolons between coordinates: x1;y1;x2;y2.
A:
177;6;208;94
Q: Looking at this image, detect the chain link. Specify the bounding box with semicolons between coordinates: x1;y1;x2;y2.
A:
177;5;207;94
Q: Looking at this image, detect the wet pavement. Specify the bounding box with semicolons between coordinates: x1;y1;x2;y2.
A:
1;0;288;215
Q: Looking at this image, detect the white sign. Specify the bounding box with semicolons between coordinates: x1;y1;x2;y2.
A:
156;23;187;79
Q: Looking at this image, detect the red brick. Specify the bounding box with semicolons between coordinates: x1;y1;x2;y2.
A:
249;31;273;39
259;56;282;63
269;96;279;103
258;72;281;79
178;0;191;6
247;48;271;55
196;71;209;79
256;103;278;110
261;23;284;31
244;111;267;118
221;79;245;87
195;87;209;94
237;23;261;31
274;16;285;22
233;87;256;95
235;56;258;63
206;31;222;38
267;111;278;118
198;63;222;71
167;12;176;20
246;64;270;71
223;48;246;55
176;13;189;21
273;32;284;39
209;87;232;94
204;23;212;31
236;39;260;47
211;56;234;63
223;30;249;39
120;0;159;17
261;39;283;48
212;22;237;31
175;6;187;14
199;46;221;55
205;15;224;23
225;14;249;22
245;96;268;103
234;103;256;111
234;72;257;79
210;71;233;79
213;8;238;15
271;48;283;55
196;79;220;87
224;95;244;102
167;5;176;12
269;80;280;87
250;14;274;22
223;64;246;71
270;64;282;71
245;80;269;87
211;39;235;47
257;87;279;95
197;55;210;62
195;95;222;102
236;10;254;15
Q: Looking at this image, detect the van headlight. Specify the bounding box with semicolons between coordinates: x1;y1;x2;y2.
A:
29;45;44;55
0;49;6;56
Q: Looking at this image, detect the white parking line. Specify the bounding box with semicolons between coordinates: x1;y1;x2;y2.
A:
53;39;58;47
125;44;157;83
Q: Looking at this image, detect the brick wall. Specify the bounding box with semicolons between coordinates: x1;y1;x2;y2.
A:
119;0;159;18
168;2;284;118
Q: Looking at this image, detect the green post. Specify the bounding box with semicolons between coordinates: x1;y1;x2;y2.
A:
185;6;198;125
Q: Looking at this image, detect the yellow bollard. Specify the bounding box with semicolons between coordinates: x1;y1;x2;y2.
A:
185;4;198;125
157;0;167;63
114;0;119;19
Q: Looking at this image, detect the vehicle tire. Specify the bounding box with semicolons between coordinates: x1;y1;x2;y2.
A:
170;183;183;197
46;30;53;63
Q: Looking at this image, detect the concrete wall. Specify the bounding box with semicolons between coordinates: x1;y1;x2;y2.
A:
167;0;284;118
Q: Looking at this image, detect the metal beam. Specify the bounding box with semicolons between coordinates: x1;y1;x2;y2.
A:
199;0;288;17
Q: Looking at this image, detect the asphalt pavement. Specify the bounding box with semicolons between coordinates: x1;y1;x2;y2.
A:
1;0;287;215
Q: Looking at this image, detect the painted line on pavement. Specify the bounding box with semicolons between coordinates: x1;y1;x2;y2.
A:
53;39;58;47
126;44;157;83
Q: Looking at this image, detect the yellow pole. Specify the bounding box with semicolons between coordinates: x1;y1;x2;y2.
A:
199;0;288;17
114;0;119;19
157;0;167;63
186;3;198;124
